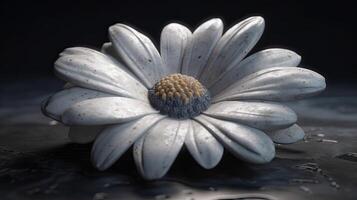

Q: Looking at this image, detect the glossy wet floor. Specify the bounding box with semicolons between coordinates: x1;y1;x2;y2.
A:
0;80;356;200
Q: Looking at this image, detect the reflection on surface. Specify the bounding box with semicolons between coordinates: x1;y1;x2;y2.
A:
0;80;357;200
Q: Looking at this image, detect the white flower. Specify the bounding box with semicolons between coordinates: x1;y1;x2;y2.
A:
42;16;326;180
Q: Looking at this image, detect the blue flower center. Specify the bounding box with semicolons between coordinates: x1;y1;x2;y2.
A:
148;73;211;119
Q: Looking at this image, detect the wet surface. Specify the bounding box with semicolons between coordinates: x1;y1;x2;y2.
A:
0;80;356;200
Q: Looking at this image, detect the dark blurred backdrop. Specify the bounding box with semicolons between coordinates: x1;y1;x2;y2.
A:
1;0;356;85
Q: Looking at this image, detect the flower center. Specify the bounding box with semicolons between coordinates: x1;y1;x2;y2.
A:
148;73;211;119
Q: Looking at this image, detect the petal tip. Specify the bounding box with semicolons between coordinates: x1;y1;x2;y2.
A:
311;70;327;92
200;18;223;31
201;160;221;169
92;160;108;171
248;16;265;30
270;124;305;144
108;23;131;36
251;16;265;23
286;107;298;125
91;150;110;171
258;139;276;163
164;22;184;29
101;42;111;50
210;18;223;25
41;96;62;121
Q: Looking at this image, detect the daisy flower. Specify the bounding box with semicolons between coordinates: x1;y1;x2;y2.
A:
42;16;326;180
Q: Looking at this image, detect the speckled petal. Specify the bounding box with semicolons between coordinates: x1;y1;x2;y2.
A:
267;124;305;144
195;115;275;164
91;114;165;171
213;67;326;102
181;18;223;78
209;48;301;95
55;47;148;101
109;24;166;88
185;120;223;169
160;23;192;74
101;42;138;78
133;118;189;180
62;97;158;125
199;16;265;86
61;46;128;75
68;126;104;144
204;101;297;131
42;87;112;121
59;47;106;58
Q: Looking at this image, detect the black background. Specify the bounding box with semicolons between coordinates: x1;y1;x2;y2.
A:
1;0;356;84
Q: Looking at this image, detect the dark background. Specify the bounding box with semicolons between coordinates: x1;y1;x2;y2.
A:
1;0;356;85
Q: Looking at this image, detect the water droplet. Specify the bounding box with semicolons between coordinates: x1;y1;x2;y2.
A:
299;186;312;193
49;120;58;125
336;152;357;162
318;139;338;143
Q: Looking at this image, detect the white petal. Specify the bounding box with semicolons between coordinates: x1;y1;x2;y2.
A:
209;48;301;95
100;42;139;79
60;47;126;73
160;23;192;74
213;67;326;102
42;87;112;121
204;101;297;131
267;124;305;144
68;126;103;144
109;24;166;88
185;120;223;169
55;47;148;101
133;118;189;180
181;18;223;77
101;42;120;61
91;114;165;170
62;97;158;125
60;47;105;58
199;16;265;86
195;115;275;164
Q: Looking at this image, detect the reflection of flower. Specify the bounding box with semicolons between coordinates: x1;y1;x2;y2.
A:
42;16;326;180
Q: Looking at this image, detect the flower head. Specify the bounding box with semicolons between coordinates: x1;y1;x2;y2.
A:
148;73;211;119
42;16;326;180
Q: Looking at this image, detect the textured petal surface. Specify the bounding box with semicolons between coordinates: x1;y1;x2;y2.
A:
68;126;103;144
42;87;112;121
59;47;107;58
181;18;223;77
209;48;301;95
185;120;223;169
101;42;138;78
62;97;158;125
213;67;326;102
160;23;192;74
133;118;189;180
55;47;148;101
267;124;305;144
204;101;297;131
199;16;265;86
101;42;119;60
195;115;275;164
109;24;166;88
91;114;165;170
